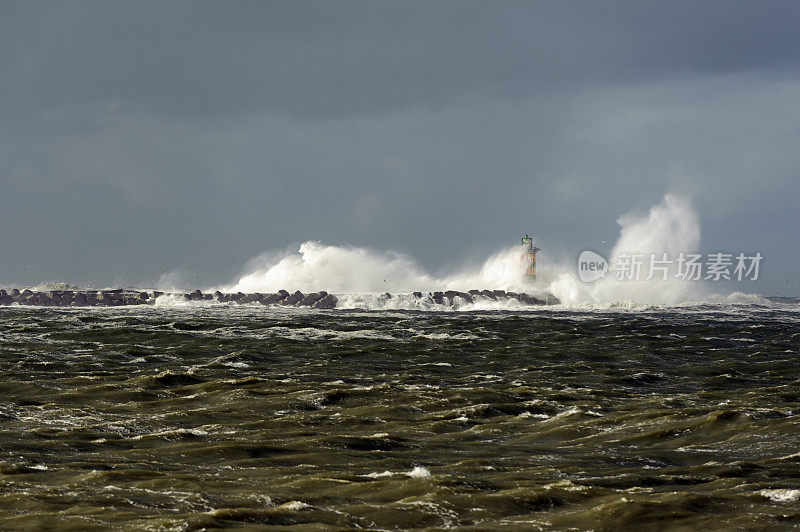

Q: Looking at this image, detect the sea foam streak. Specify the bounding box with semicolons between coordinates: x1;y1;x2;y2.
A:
219;193;764;309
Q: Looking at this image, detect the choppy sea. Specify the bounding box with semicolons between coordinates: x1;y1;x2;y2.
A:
1;298;799;530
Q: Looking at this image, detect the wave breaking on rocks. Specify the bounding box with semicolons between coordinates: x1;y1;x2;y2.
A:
0;288;559;310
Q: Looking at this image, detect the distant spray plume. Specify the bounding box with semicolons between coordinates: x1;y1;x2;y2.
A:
225;241;541;294
548;193;704;306
228;243;437;293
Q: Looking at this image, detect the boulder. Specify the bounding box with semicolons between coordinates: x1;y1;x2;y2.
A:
283;290;304;305
187;290;203;301
297;294;316;306
480;290;496;300
445;290;473;303
413;291;422;298
300;291;327;306
260;293;286;305
314;294;338;309
240;293;260;304
518;293;545;305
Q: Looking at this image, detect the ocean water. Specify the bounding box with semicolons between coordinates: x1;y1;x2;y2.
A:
1;299;799;530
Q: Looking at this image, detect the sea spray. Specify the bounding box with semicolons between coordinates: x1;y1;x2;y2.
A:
227;242;437;293
548;193;706;306
219;193;763;309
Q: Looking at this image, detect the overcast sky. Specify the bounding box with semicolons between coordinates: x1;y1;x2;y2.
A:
1;1;798;294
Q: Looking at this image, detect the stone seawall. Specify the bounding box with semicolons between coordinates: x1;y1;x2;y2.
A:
0;288;558;308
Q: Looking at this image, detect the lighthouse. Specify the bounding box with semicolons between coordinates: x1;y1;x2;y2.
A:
521;234;541;281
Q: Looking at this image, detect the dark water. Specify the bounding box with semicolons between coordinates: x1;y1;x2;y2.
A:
0;301;799;530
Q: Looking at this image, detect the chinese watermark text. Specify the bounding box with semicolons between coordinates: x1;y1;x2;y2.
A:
578;251;762;283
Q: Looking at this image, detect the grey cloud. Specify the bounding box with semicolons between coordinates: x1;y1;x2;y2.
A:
0;1;798;293
2;1;799;119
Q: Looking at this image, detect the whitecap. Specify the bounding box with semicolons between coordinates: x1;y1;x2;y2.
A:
406;466;431;478
277;501;310;511
760;489;800;502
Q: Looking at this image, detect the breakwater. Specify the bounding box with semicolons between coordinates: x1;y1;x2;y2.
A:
0;288;557;308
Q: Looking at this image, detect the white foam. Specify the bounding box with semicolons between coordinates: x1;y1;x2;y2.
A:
130;428;208;440
518;411;550;419
363;471;394;478
278;501;310;511
406;466;431;478
760;489;800;502
263;326;396;341
544;480;588;492
223;361;250;368
362;467;432;479
153;293;198;307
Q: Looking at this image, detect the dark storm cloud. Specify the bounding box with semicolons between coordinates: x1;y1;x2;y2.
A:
2;1;799;118
1;1;798;292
